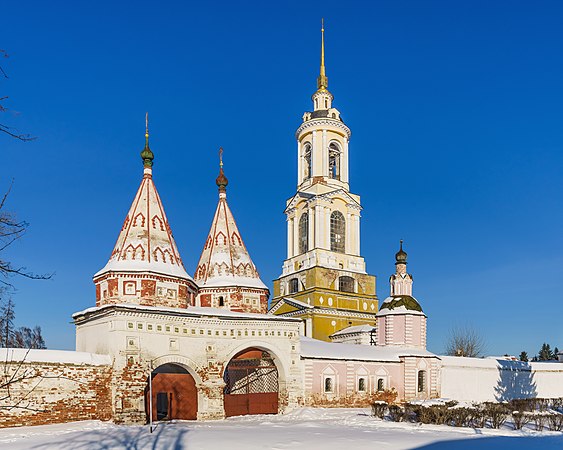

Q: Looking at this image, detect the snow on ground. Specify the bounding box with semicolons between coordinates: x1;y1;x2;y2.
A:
0;408;562;450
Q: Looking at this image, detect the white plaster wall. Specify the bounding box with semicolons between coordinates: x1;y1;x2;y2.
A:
440;356;563;402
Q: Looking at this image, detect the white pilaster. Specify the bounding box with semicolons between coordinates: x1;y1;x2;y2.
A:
296;141;301;184
355;215;360;255
345;212;351;254
287;217;294;259
293;215;299;256
343;138;349;183
315;205;322;248
322;129;327;176
308;206;314;251
311;131;317;177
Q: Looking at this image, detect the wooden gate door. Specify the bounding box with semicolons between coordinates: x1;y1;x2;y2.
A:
224;349;279;417
147;369;198;421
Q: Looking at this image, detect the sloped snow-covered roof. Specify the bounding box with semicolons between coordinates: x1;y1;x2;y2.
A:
73;303;300;322
330;324;375;338
300;337;438;362
194;167;267;291
0;348;111;366
94;160;192;282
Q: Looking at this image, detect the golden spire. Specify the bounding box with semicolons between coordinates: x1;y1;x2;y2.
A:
317;18;328;91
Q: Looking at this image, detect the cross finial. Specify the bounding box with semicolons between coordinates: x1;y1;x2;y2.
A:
317;18;328;91
219;147;224;169
145;112;149;145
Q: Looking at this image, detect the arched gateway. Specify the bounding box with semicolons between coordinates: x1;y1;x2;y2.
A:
146;363;198;421
223;348;279;417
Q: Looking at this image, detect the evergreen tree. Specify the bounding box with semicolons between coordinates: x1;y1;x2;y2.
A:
0;295;15;347
553;347;560;360
538;343;553;361
519;351;528;362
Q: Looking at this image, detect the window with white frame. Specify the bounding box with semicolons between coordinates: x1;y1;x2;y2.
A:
324;376;334;393
377;378;385;392
358;377;366;392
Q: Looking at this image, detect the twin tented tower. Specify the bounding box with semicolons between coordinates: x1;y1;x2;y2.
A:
269;23;378;340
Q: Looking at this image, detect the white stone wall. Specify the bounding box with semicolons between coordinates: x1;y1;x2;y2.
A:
440;356;563;402
74;305;304;422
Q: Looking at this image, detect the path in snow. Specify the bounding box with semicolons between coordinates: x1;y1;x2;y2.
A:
0;408;562;450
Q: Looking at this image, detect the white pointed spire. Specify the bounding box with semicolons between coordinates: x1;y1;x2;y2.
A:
194;153;267;290
94;120;194;299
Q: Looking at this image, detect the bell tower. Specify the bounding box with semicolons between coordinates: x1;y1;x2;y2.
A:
270;22;378;342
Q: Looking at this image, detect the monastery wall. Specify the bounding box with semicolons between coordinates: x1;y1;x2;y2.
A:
440;356;563;402
0;349;112;428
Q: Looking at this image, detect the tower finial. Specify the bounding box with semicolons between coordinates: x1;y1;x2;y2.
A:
216;147;228;195
141;112;154;169
317;18;328;91
395;239;407;265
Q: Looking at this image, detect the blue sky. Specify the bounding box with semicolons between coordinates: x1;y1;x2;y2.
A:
3;1;563;356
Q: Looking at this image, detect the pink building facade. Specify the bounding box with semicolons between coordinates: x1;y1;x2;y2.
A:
303;242;440;405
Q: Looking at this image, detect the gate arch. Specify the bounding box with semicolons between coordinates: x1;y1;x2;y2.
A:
223;348;279;417
146;363;198;421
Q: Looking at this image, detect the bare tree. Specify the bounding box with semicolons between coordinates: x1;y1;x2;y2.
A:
0;50;35;141
0;182;52;286
445;326;485;357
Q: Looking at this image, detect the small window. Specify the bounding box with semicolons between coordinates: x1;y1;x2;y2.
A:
218;296;224;307
339;276;354;293
377;378;384;392
418;370;426;393
147;324;153;331
358;377;366;392
157;325;162;332
324;377;334;393
157;287;166;297
128;322;134;329
137;323;143;330
167;289;177;299
289;278;299;294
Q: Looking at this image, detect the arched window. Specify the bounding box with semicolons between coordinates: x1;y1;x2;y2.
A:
377;378;385;391
324;377;333;393
358;377;366;392
328;142;340;180
418;370;426;393
338;276;354;293
303;143;311;180
330;211;345;253
298;213;308;254
289;278;299;294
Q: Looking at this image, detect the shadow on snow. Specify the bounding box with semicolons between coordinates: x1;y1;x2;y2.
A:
30;422;188;450
413;435;563;449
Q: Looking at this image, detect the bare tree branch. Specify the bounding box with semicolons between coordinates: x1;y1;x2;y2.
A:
445;326;486;357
